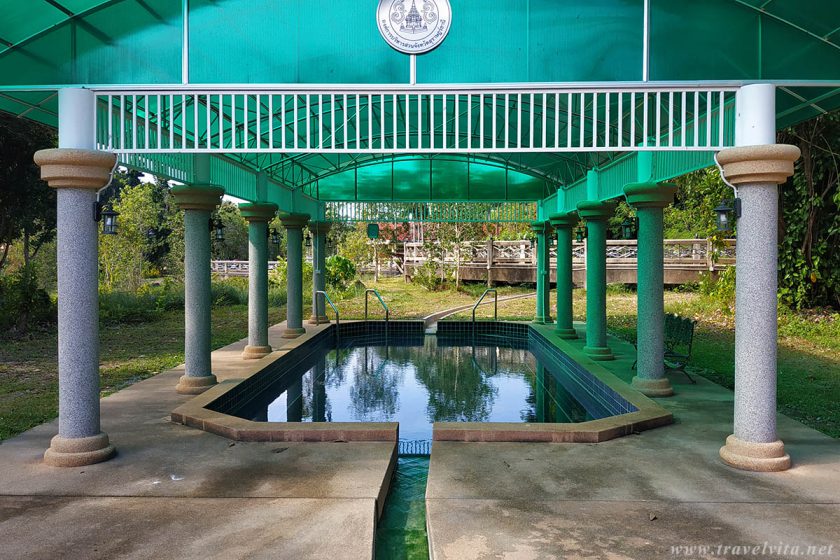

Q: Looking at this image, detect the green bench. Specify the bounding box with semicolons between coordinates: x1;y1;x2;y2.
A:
663;313;697;384
631;313;697;384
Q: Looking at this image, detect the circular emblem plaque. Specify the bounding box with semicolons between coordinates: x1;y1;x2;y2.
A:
376;0;452;55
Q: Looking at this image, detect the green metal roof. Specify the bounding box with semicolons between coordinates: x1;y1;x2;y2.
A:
0;0;838;209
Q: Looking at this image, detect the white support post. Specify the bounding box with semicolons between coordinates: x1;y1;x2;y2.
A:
718;83;800;472
36;88;117;466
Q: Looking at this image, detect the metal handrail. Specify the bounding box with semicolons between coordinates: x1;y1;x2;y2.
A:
314;290;339;327
364;289;390;322
471;289;498;323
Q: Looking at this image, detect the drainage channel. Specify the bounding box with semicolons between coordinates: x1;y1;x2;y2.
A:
375;441;432;560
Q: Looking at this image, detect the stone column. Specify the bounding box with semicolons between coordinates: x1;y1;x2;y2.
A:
576;200;617;360
280;212;310;338
717;144;800;472
625;182;677;397
530;220;552;324
309;221;331;324
240;202;278;359
549;212;577;339
35;148;118;467
171;185;224;394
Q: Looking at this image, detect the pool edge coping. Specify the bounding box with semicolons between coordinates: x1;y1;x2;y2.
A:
170;320;673;446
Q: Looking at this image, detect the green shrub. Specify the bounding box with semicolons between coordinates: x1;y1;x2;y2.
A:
138;280;185;311
0;265;55;335
326;255;356;290
412;261;446;291
211;278;249;307
606;283;634;295
268;286;287;307
699;266;736;313
99;291;161;324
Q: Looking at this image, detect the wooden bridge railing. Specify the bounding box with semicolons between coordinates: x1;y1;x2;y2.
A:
211;238;735;280
403;239;736;271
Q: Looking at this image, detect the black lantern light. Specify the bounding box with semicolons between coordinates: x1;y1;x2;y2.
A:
101;208;119;236
93;201;119;235
620;217;638;240
209;217;225;241
269;228;281;245
305;232;312;248
714;199;741;232
575;225;586;243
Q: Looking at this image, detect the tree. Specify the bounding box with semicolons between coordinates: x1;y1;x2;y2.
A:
778;112;840;309
0;112;57;271
99;179;171;292
665;168;732;239
211;201;249;261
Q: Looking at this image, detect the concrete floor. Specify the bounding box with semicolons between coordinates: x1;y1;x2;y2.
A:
426;327;840;559
0;322;396;560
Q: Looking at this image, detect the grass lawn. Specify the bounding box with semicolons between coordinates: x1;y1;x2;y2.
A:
0;305;283;441
337;277;532;320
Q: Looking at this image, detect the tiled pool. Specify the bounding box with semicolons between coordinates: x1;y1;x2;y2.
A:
209;323;638;447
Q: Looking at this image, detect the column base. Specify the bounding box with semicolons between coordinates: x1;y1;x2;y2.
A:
282;327;306;339
720;434;791;472
631;376;674;397
242;345;272;360
308;315;330;325
44;433;115;467
554;327;577;339
176;374;218;395
583;346;614;361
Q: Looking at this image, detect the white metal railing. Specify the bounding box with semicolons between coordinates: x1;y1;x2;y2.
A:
210;260;281;276
403;239;735;271
93;85;736;155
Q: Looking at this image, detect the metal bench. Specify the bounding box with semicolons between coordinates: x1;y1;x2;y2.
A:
663;313;697;384
630;313;697;384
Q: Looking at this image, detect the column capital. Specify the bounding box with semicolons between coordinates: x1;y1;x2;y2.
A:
623;181;676;209
576;200;616;221
529;220;552;234
278;212;310;229
308;220;332;235
171;184;225;211
34;148;116;190
716;144;800;186
239;202;278;222
548;212;578;229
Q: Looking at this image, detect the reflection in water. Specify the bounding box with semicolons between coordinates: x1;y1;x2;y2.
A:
259;335;595;441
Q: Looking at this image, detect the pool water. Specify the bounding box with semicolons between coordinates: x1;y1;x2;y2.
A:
230;334;609;443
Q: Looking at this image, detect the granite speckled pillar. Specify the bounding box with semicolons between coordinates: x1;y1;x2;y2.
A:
549;212;578;339
309;221;331;324
717;83;800;472
280;212;310;338
716;148;800;471
530;220;552;324
172;185;224;394
35;146;118;467
34;89;118;467
625;182;677;397
240;202;278;359
576;200;616;360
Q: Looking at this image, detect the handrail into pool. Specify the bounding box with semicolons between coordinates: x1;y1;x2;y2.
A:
471;288;498;324
364;289;390;323
314;290;339;327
